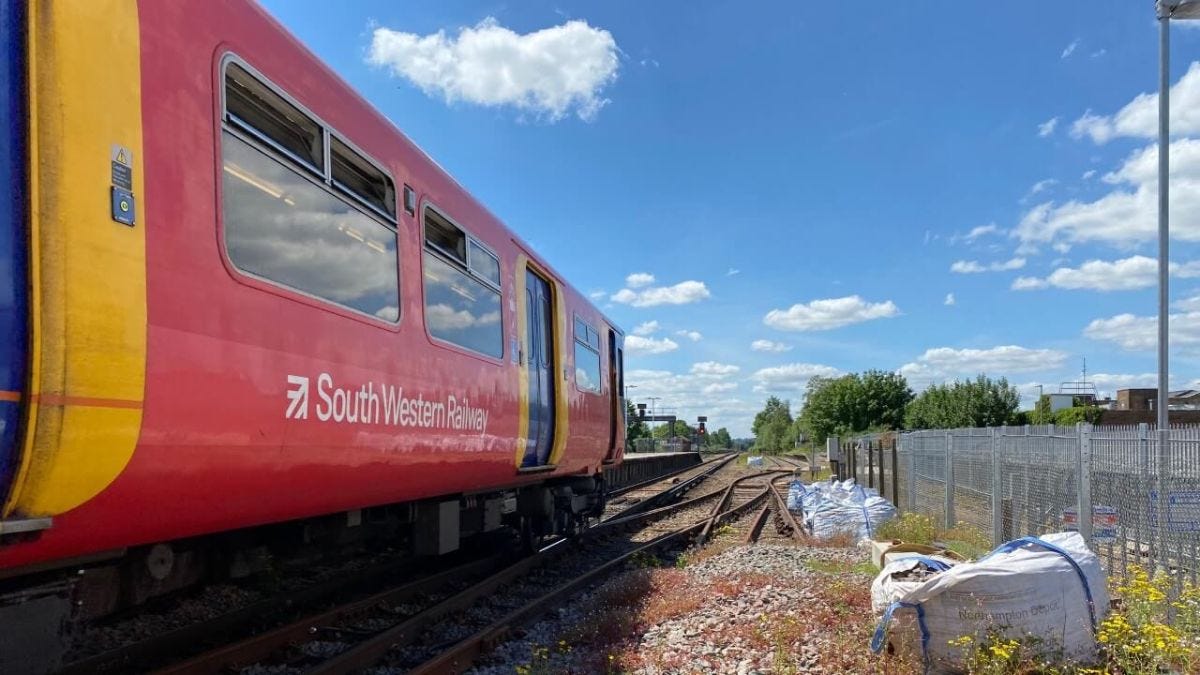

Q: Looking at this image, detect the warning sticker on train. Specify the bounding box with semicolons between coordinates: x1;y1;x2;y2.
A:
285;373;489;435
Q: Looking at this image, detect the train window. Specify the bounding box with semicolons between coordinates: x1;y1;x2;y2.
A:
574;317;602;394
225;63;323;172
422;251;503;358
331;136;396;220
422;206;503;358
424;209;467;263
468;240;500;286
221;131;400;322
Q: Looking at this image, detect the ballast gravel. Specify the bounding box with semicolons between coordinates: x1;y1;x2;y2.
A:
465;542;868;675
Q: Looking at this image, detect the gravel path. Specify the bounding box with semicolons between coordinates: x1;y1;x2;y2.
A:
464;542;888;675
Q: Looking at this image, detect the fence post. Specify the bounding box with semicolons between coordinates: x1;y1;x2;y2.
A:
944;433;956;530
1138;423;1150;572
1156;426;1170;575
991;427;1002;546
892;438;900;506
868;440;876;489
907;435;918;513
1077;422;1093;546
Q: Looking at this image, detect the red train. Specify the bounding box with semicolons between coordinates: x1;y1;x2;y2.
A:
0;0;626;666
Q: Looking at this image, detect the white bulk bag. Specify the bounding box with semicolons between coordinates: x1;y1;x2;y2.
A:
870;555;959;614
870;532;1107;671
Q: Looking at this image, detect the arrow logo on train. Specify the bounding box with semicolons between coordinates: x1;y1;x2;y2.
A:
286;375;309;419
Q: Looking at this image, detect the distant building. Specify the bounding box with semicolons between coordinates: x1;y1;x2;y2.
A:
1117;388;1156;411
1115;388;1200;411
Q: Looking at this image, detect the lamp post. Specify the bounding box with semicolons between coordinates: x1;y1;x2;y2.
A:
1156;1;1200;433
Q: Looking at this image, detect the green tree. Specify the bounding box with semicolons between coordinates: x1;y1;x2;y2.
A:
752;396;795;454
796;371;913;444
625;400;650;442
1028;395;1054;425
904;374;1021;429
1054;406;1103;425
706;426;733;449
651;419;694;439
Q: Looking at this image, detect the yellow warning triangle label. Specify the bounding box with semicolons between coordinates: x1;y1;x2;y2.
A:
116;150;128;165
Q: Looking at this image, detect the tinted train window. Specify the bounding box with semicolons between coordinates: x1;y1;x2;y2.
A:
574;317;602;393
422;250;503;357
421;207;503;357
222;131;400;321
225;63;323;171
331;136;396;219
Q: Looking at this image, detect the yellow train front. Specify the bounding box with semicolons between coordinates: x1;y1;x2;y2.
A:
0;2;628;671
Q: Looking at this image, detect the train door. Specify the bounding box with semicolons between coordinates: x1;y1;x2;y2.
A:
522;269;556;468
0;0;27;505
605;329;622;463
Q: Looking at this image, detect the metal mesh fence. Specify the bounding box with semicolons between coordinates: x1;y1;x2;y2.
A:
848;423;1200;587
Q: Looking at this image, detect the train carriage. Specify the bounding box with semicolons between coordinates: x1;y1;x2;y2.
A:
0;1;626;668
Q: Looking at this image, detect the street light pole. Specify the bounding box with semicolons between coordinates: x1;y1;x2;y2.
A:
1158;2;1173;436
1155;0;1200;425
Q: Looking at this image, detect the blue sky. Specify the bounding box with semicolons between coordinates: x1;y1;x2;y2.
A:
261;1;1200;436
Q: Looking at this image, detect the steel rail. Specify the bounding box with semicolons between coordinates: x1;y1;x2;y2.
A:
601;453;739;522
769;474;806;540
405;524;704;675
743;502;771;544
153;554;506;675
407;478;778;675
606;452;734;498
61;551;479;675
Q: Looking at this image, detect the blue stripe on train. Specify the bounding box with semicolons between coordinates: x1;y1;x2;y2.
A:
0;0;27;505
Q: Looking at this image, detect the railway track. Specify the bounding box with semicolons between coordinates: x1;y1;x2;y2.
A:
600;452;738;521
63;454;748;674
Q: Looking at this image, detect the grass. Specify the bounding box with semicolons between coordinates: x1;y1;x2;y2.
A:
803;558;879;577
875;512;992;560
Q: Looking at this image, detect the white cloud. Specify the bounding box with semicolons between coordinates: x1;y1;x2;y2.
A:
1069;61;1200;143
751;339;792;353
1176;293;1200;312
763;295;899;332
631;320;660;336
944;293;956;306
611;280;711;307
624;368;756;436
426;304;501;330
1082;170;1096;180
950;224;1003;245
367;17;619;122
1091;49;1107;59
675;329;703;342
1013;138;1200;247
1084;310;1200;352
1029;178;1057;196
625;272;656;288
1038;117;1059;138
950;257;1025;274
588;289;606;300
702;382;739;395
691;361;740;378
1011;276;1048;291
1061;39;1079;59
899;345;1068;387
726;268;741;276
624;335;678;355
751;363;842;392
1087;372;1158;391
1011;255;1200;292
